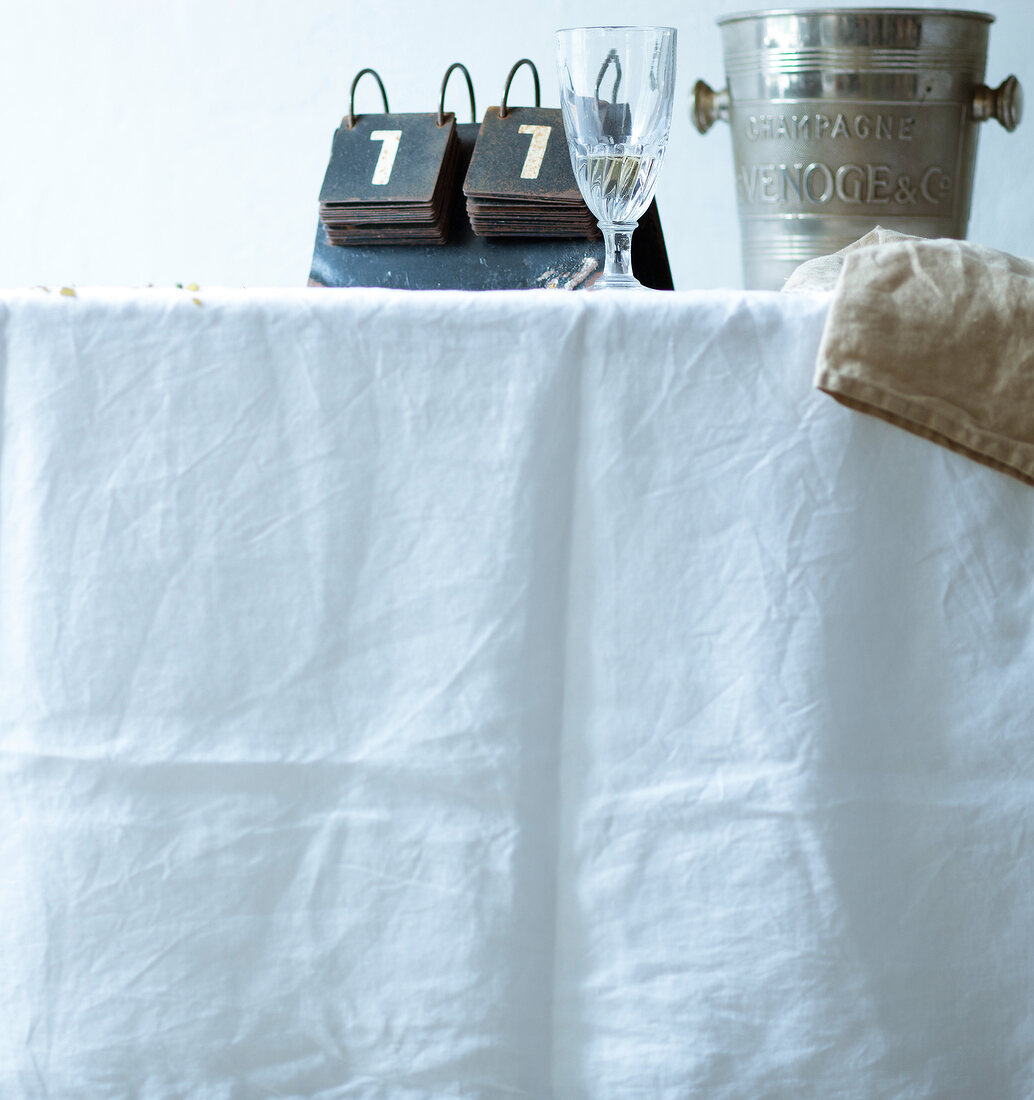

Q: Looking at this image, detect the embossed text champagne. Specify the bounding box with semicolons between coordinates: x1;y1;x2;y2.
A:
556;26;677;290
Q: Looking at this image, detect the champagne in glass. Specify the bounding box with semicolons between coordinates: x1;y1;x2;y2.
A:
556;26;677;290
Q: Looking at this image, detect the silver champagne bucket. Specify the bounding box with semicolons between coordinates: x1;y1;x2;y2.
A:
693;8;1023;288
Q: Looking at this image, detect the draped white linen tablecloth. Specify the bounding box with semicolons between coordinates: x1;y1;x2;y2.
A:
1;287;1032;1099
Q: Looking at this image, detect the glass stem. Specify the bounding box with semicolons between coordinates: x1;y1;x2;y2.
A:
601;223;637;281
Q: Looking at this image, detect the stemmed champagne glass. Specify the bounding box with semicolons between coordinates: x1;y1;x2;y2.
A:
555;26;677;290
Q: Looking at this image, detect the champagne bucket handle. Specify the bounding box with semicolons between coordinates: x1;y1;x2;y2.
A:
972;75;1023;131
691;79;730;134
692;76;1021;134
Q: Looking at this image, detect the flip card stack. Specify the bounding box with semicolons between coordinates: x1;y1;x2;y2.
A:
319;113;461;246
463;106;598;239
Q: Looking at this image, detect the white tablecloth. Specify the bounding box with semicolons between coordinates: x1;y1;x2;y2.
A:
1;287;1032;1099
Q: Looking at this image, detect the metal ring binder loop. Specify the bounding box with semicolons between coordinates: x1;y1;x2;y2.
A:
347;68;390;129
595;49;622;103
438;62;477;127
499;59;540;119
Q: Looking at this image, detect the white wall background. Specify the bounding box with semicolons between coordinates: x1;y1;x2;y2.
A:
1;0;1030;290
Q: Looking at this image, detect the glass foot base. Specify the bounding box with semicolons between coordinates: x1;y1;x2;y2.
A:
586;273;647;291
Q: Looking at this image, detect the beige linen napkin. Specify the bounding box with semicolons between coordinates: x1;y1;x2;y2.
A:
785;228;1034;486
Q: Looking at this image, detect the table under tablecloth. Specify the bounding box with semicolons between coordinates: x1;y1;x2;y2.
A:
1;287;1032;1099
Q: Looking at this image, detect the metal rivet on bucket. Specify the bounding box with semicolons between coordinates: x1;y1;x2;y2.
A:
693;7;1024;289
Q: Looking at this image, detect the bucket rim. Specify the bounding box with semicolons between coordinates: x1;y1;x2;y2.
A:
716;7;994;26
